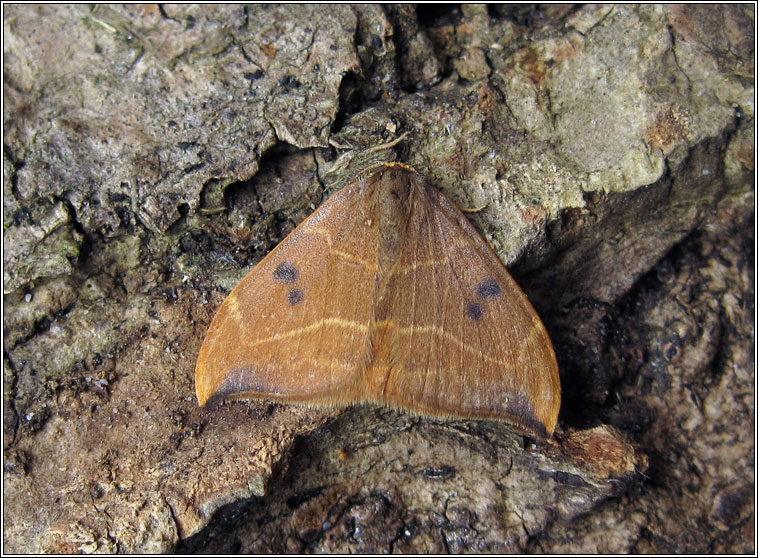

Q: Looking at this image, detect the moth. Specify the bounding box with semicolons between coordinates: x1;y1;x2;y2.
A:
196;162;560;438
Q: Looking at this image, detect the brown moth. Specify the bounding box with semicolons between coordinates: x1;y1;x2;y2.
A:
195;162;561;438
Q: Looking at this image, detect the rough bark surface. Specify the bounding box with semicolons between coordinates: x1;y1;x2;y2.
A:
3;4;753;553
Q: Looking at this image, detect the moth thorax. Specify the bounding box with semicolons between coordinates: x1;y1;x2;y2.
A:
375;169;413;274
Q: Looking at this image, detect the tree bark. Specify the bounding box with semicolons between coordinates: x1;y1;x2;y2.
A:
3;4;753;553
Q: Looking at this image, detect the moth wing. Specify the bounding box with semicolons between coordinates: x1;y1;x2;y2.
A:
196;181;380;407
369;179;560;437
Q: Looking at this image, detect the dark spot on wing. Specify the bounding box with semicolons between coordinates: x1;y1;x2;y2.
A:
288;289;304;306
466;302;483;321
273;261;299;283
477;279;501;299
503;393;548;439
205;367;279;407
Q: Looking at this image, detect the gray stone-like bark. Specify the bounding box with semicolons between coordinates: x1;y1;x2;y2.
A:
3;4;753;553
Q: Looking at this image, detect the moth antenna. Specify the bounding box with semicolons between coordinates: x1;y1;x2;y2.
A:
460;202;490;213
366;131;410;153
